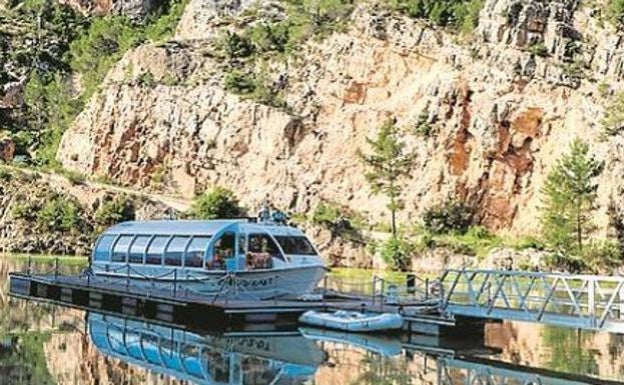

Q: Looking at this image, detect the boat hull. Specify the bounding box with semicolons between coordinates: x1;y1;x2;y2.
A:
299;311;404;332
90;264;326;299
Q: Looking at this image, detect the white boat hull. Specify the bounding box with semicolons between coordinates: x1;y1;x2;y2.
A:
299;310;404;332
91;264;326;299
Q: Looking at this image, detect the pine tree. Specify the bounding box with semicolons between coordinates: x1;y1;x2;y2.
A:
359;119;415;237
541;139;602;255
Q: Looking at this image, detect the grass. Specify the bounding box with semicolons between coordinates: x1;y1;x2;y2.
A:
2;253;89;266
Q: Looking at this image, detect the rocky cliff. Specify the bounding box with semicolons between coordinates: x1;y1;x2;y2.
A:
54;0;624;239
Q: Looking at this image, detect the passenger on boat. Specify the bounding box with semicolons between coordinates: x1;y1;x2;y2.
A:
246;236;273;269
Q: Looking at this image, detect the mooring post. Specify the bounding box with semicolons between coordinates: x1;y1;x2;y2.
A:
380;277;385;312
425;278;430;301
371;276;377;305
322;275;328;307
27;255;32;275
54;257;58;280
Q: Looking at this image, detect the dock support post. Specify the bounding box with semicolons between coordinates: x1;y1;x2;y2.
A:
27;255;32;275
425;278;429;301
380;277;385;313
173;270;177;297
322;275;328;308
54;257;58;281
371;276;377;306
126;264;130;290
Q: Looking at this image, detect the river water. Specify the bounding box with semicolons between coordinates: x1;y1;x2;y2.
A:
2;255;624;385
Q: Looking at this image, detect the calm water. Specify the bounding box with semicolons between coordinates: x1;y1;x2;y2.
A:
2;255;624;385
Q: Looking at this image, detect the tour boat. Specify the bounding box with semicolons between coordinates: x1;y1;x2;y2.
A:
89;209;327;299
299;310;404;332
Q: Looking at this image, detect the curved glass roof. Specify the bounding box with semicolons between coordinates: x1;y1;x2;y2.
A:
103;220;243;236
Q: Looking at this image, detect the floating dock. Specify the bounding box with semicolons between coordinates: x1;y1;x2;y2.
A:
9;271;467;334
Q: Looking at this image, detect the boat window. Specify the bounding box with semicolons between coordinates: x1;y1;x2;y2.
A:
208;232;235;269
94;235;116;261
165;236;189;266
146;236;169;265
129;236;151;264
248;234;284;261
185;236;210;268
112;235;133;263
274;236;317;255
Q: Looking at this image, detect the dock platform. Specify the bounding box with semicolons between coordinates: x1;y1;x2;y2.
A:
9;272;459;334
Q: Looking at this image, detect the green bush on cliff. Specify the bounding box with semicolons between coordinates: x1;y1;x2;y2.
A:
385;0;485;33
3;0;189;167
189;187;245;220
602;91;624;136
422;199;473;234
607;0;624;29
95;196;136;227
311;201;366;244
378;235;414;271
37;195;84;233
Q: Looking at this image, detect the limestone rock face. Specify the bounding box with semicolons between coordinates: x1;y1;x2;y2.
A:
57;0;624;238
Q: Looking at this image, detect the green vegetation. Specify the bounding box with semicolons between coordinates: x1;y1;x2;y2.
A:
529;41;549;57
37;194;85;233
188;187;245;219
1;0;189;168
414;109;432;137
310;201;366;244
602;91;624;136
224;70;287;109
606;0;624;29
378;236;414;270
384;0;485;33
94;196;135;228
540;139;610;272
359;119;415;237
422;199;473;234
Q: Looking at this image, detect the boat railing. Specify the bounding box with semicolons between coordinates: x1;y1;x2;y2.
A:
20;255;438;305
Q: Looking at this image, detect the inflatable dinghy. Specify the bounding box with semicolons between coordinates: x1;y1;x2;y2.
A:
299;310;403;332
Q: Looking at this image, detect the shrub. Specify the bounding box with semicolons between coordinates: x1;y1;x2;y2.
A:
222;31;256;58
137;71;156;87
188;187;245;220
311;201;366;244
224;70;256;95
37;195;84;233
385;0;485;33
607;0;624;29
414;110;432;137
95;196;135;226
529;42;549;57
422;199;473;234
379;236;414;271
249;22;291;53
603;91;624;136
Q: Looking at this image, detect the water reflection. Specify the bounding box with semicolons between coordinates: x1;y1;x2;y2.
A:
88;312;323;385
4;256;624;384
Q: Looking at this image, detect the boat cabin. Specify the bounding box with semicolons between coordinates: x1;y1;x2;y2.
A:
90;219;322;274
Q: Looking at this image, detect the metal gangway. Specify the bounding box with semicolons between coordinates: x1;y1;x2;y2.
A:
440;269;624;333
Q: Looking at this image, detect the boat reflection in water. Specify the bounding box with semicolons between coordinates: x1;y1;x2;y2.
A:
87;312;325;385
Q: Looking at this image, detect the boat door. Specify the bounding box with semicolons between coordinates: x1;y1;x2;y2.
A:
237;231;247;271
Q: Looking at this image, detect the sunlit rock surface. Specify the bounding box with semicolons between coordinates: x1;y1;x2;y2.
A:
56;0;624;241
